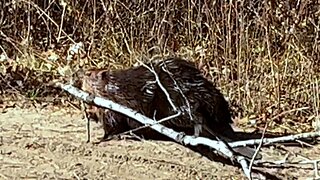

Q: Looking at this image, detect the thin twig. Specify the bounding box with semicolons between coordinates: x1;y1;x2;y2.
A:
138;60;178;112
57;1;66;42
230;131;320;148
249;123;267;179
117;111;181;137
160;61;194;124
21;0;75;43
81;101;91;143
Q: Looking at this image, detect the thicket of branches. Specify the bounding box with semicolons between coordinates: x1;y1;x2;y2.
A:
0;0;319;133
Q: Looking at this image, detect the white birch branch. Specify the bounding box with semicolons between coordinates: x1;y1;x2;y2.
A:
230;131;320;148
54;82;254;179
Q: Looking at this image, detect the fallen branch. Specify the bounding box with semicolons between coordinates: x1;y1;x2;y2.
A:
230;131;320;148
54;82;256;179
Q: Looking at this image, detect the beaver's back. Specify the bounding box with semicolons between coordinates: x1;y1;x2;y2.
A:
151;58;234;139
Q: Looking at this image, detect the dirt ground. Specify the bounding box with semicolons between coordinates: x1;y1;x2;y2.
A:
0;106;319;179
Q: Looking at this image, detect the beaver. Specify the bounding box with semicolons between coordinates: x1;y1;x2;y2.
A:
81;58;260;159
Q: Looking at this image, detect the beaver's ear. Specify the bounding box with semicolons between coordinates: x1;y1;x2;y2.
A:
83;69;100;79
96;69;109;79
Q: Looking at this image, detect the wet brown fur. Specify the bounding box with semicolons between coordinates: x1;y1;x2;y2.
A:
81;58;260;159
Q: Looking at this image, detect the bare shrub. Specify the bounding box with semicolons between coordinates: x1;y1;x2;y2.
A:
0;0;319;133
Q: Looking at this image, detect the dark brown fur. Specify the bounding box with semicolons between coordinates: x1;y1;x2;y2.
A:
81;58;260;159
81;67;156;138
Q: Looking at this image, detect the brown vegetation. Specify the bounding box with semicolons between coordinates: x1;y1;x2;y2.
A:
1;1;320;179
0;0;319;135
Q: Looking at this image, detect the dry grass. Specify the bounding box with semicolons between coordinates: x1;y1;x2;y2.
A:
0;0;319;134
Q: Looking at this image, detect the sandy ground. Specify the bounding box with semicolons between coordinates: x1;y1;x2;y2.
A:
0;106;319;179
